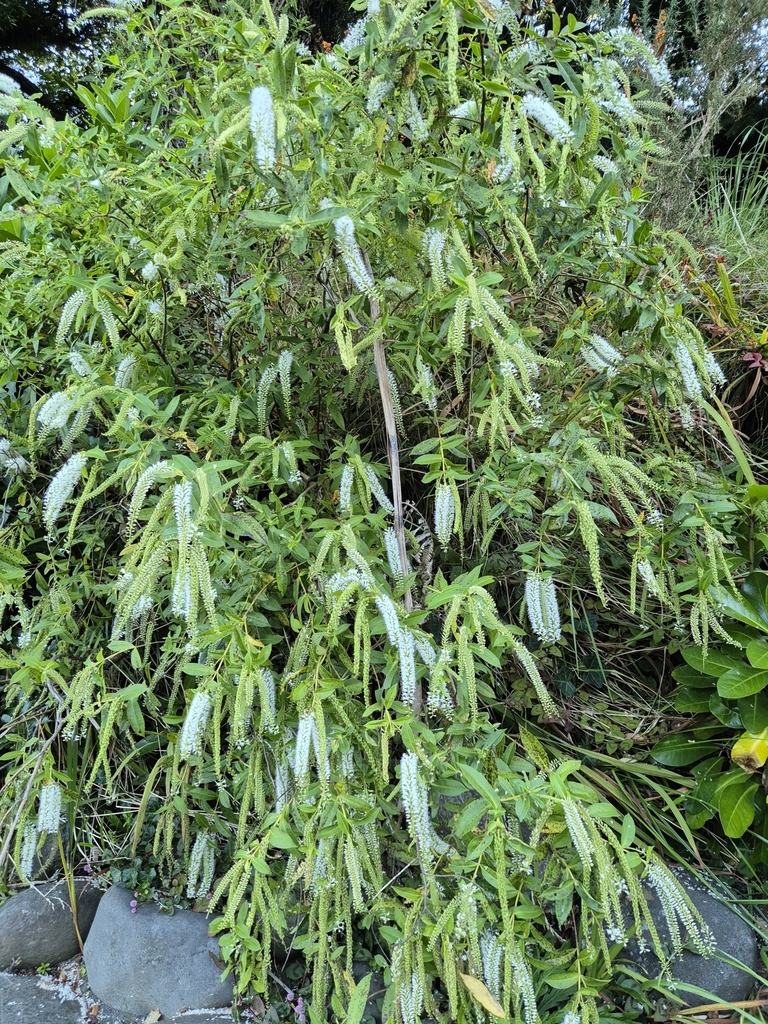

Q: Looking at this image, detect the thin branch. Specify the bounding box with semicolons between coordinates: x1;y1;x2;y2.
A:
361;256;413;610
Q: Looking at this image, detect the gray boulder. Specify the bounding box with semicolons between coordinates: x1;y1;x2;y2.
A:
623;867;762;1005
83;884;234;1019
0;972;87;1024
0;878;102;970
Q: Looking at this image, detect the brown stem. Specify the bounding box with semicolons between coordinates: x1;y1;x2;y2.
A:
360;253;420;714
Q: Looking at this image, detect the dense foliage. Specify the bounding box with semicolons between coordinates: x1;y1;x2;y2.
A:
0;0;761;1021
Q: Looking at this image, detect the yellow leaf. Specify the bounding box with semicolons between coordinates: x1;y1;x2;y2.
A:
142;1011;161;1024
732;730;768;773
459;973;505;1018
245;634;264;648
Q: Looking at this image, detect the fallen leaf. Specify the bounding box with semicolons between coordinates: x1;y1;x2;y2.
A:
459;973;506;1018
143;1010;162;1024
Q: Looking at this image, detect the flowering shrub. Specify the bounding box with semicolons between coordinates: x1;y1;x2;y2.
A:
0;0;745;1019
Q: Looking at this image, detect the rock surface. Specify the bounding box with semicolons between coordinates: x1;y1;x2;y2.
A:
0;879;102;971
0;972;86;1024
83;885;234;1019
623;867;762;1005
0;969;239;1024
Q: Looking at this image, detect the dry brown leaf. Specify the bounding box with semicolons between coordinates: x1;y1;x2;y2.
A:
143;1010;162;1024
459;972;506;1018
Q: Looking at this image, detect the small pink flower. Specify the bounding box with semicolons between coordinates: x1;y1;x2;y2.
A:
130;898;138;914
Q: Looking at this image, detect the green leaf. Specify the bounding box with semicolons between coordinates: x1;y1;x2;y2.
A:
717;666;768;699
715;774;758;838
674;687;713;713
243;210;290;228
708;693;741;728
345;974;372;1024
544;971;579;990
672;664;716;687
710;582;768;633
181;663;216;676
586;802;619;819
651;734;719;766
454;798;489;837
747;638;768;669
681;647;744;676
267;827;297;851
738;691;768;733
747;484;768;507
620;814;636;848
459;764;502;813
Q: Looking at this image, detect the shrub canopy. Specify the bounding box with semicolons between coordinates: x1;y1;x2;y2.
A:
0;1;747;1020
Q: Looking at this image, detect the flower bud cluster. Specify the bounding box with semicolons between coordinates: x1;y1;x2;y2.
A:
179;691;212;757
415;359;438;412
562;798;593;869
403;90;428;143
525;572;562;644
55;289;87;346
333;216;376;298
384;527;408;582
115;354;137;388
399;973;424;1024
376;594;417;706
293;708;329;787
0;438;29;475
38;392;75;433
591;154;618;176
480;930;503;1000
400;752;448;864
581;333;621;376
434;483;455;549
422;228;447;290
341;17;369;52
367;78;393;115
674;341;703;401
636;558;661;598
249;86;276;171
19;822;38;880
364;465;394;512
43;453;87;533
187;831;216;898
68;351;93;378
703;350;727;388
520;93;574;144
646;860;715;955
38;782;62;835
339;463;354;515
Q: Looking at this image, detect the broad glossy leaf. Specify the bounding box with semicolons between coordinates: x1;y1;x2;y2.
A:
674;687;712;713
459;974;505;1018
738;691;768;733
717;666;768;699
681;647;744;677
672;664;717;688
747;638;768;669
740;573;768;622
715;773;758;837
709;693;741;727
651;734;719;766
710;587;768;633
